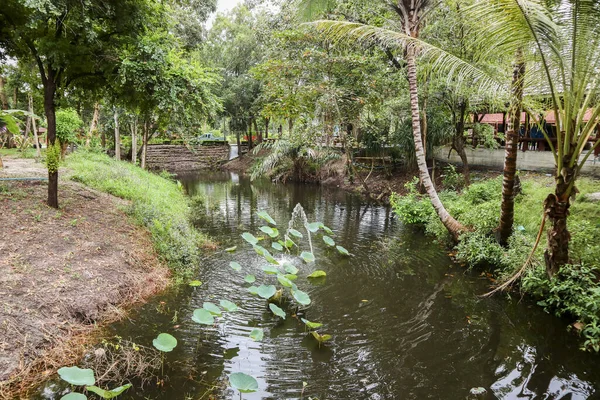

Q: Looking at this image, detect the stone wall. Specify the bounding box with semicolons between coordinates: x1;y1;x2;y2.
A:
434;146;600;177
146;144;229;173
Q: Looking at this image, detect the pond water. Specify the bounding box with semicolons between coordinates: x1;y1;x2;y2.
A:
40;172;599;399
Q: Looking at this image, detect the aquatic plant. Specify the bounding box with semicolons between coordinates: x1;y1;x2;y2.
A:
58;366;95;386
152;333;177;353
229;372;259;396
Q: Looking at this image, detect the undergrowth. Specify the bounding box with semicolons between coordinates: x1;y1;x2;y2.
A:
391;173;600;351
66;151;211;281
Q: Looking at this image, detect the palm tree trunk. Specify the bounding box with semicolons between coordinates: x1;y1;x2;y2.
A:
497;49;525;246
544;152;575;277
406;50;466;241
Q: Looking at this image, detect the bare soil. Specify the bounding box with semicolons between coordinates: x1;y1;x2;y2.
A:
0;164;169;397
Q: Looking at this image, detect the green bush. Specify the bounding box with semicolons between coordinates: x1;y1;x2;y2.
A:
56;108;83;144
390;178;434;226
66;151;211;280
455;231;504;267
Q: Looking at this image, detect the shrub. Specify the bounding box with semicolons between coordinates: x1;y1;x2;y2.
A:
56;108;83;145
390;178;434;226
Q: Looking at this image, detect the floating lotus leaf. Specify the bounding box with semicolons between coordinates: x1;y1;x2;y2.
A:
257;211;277;225
58;366;95;386
322;235;335;247
264;253;279;265
300;251;315;263
284;274;298;281
220;299;238;312
253;244;268;256
261;265;279;274
85;384;132;399
189;280;202;287
192;308;215;325
277;274;293;288
242;232;258;245
229;372;259;393
306;222;320;233
320;224;334;235
336;245;350;256
271;242;284;251
283;263;298;274
284;238;296;248
269;303;286;319
249;328;264;341
229;262;242;271
203;302;222;316
152;333;177;353
225;246;237;253
244;274;256;283
288;228;303;238
301;318;323;329
311;331;332;343
60;394;87;400
247;286;259;295
259;226;275;236
307;270;326;278
292;289;311;306
257;285;277;299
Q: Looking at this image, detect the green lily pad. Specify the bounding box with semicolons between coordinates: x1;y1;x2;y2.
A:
85;384;132;399
229;261;242;271
320;223;334;235
249;328;264;341
311;331;332;343
322;235;335;247
306;222;320;233
242;232;258;245
257;211;277;225
259;226;275;236
189;280;202;287
58;366;95;386
264;253;279;265
247;286;259;295
225;246;237;252
271;242;284;251
336;245;350;256
284;274;298;281
192;308;215;325
307;270;326;278
283;263;298;274
244;274;256;283
277;274;293;288
257;285;277;299
292;289;311;306
220;299;238;312
269;303;286;319
262;265;279;274
253;244;268;256
203;302;222;316
284;238;296;248
300;251;315;263
229;372;259;393
288;228;303;238
301;318;323;329
152;333;177;352
60;394;87;400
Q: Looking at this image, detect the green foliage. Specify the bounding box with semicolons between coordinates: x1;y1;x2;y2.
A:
390;178;434;226
455;231;504;267
441;165;464;191
57;366;95;386
45;141;62;174
55;109;83;144
66;151;209;279
152;333;177;352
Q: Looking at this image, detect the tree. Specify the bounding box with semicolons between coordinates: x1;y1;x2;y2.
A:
0;0;158;207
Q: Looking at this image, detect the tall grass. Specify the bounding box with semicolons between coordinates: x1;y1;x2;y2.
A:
66;151;211;280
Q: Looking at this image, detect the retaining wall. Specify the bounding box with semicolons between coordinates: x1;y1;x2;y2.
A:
146;144;229;172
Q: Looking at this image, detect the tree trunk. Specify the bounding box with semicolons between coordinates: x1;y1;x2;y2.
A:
406;49;466;241
87;102;100;147
44;73;59;208
141;120;148;169
131;115;137;164
30;96;41;159
288;118;293;135
248;118;253;149
253;118;261;144
113;108;120;161
497;49;525;246
453;100;470;186
544;153;575;277
265;117;269;139
0;76;8;110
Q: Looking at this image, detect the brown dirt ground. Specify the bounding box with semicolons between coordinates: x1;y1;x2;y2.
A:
0;176;169;398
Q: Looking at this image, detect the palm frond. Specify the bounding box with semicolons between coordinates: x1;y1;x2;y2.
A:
305;20;506;97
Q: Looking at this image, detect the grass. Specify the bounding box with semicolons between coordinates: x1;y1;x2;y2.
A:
65;150;213;280
391;172;600;351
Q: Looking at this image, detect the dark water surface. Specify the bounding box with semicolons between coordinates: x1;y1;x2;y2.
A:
40;172;599;399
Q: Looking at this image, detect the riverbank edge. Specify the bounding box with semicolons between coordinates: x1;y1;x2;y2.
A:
0;152;213;398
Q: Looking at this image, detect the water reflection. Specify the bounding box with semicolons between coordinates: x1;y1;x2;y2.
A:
35;171;600;399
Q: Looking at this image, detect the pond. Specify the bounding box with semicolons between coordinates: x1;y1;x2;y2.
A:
40;172;599;399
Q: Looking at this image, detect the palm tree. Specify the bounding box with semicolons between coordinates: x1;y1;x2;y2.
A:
473;0;600;276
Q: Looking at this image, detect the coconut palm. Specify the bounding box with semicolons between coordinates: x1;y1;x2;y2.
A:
473;0;600;276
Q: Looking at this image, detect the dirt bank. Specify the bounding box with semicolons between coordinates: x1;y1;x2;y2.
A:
0;163;169;397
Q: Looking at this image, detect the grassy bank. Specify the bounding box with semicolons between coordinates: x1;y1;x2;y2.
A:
391;172;600;351
66;151;212;280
